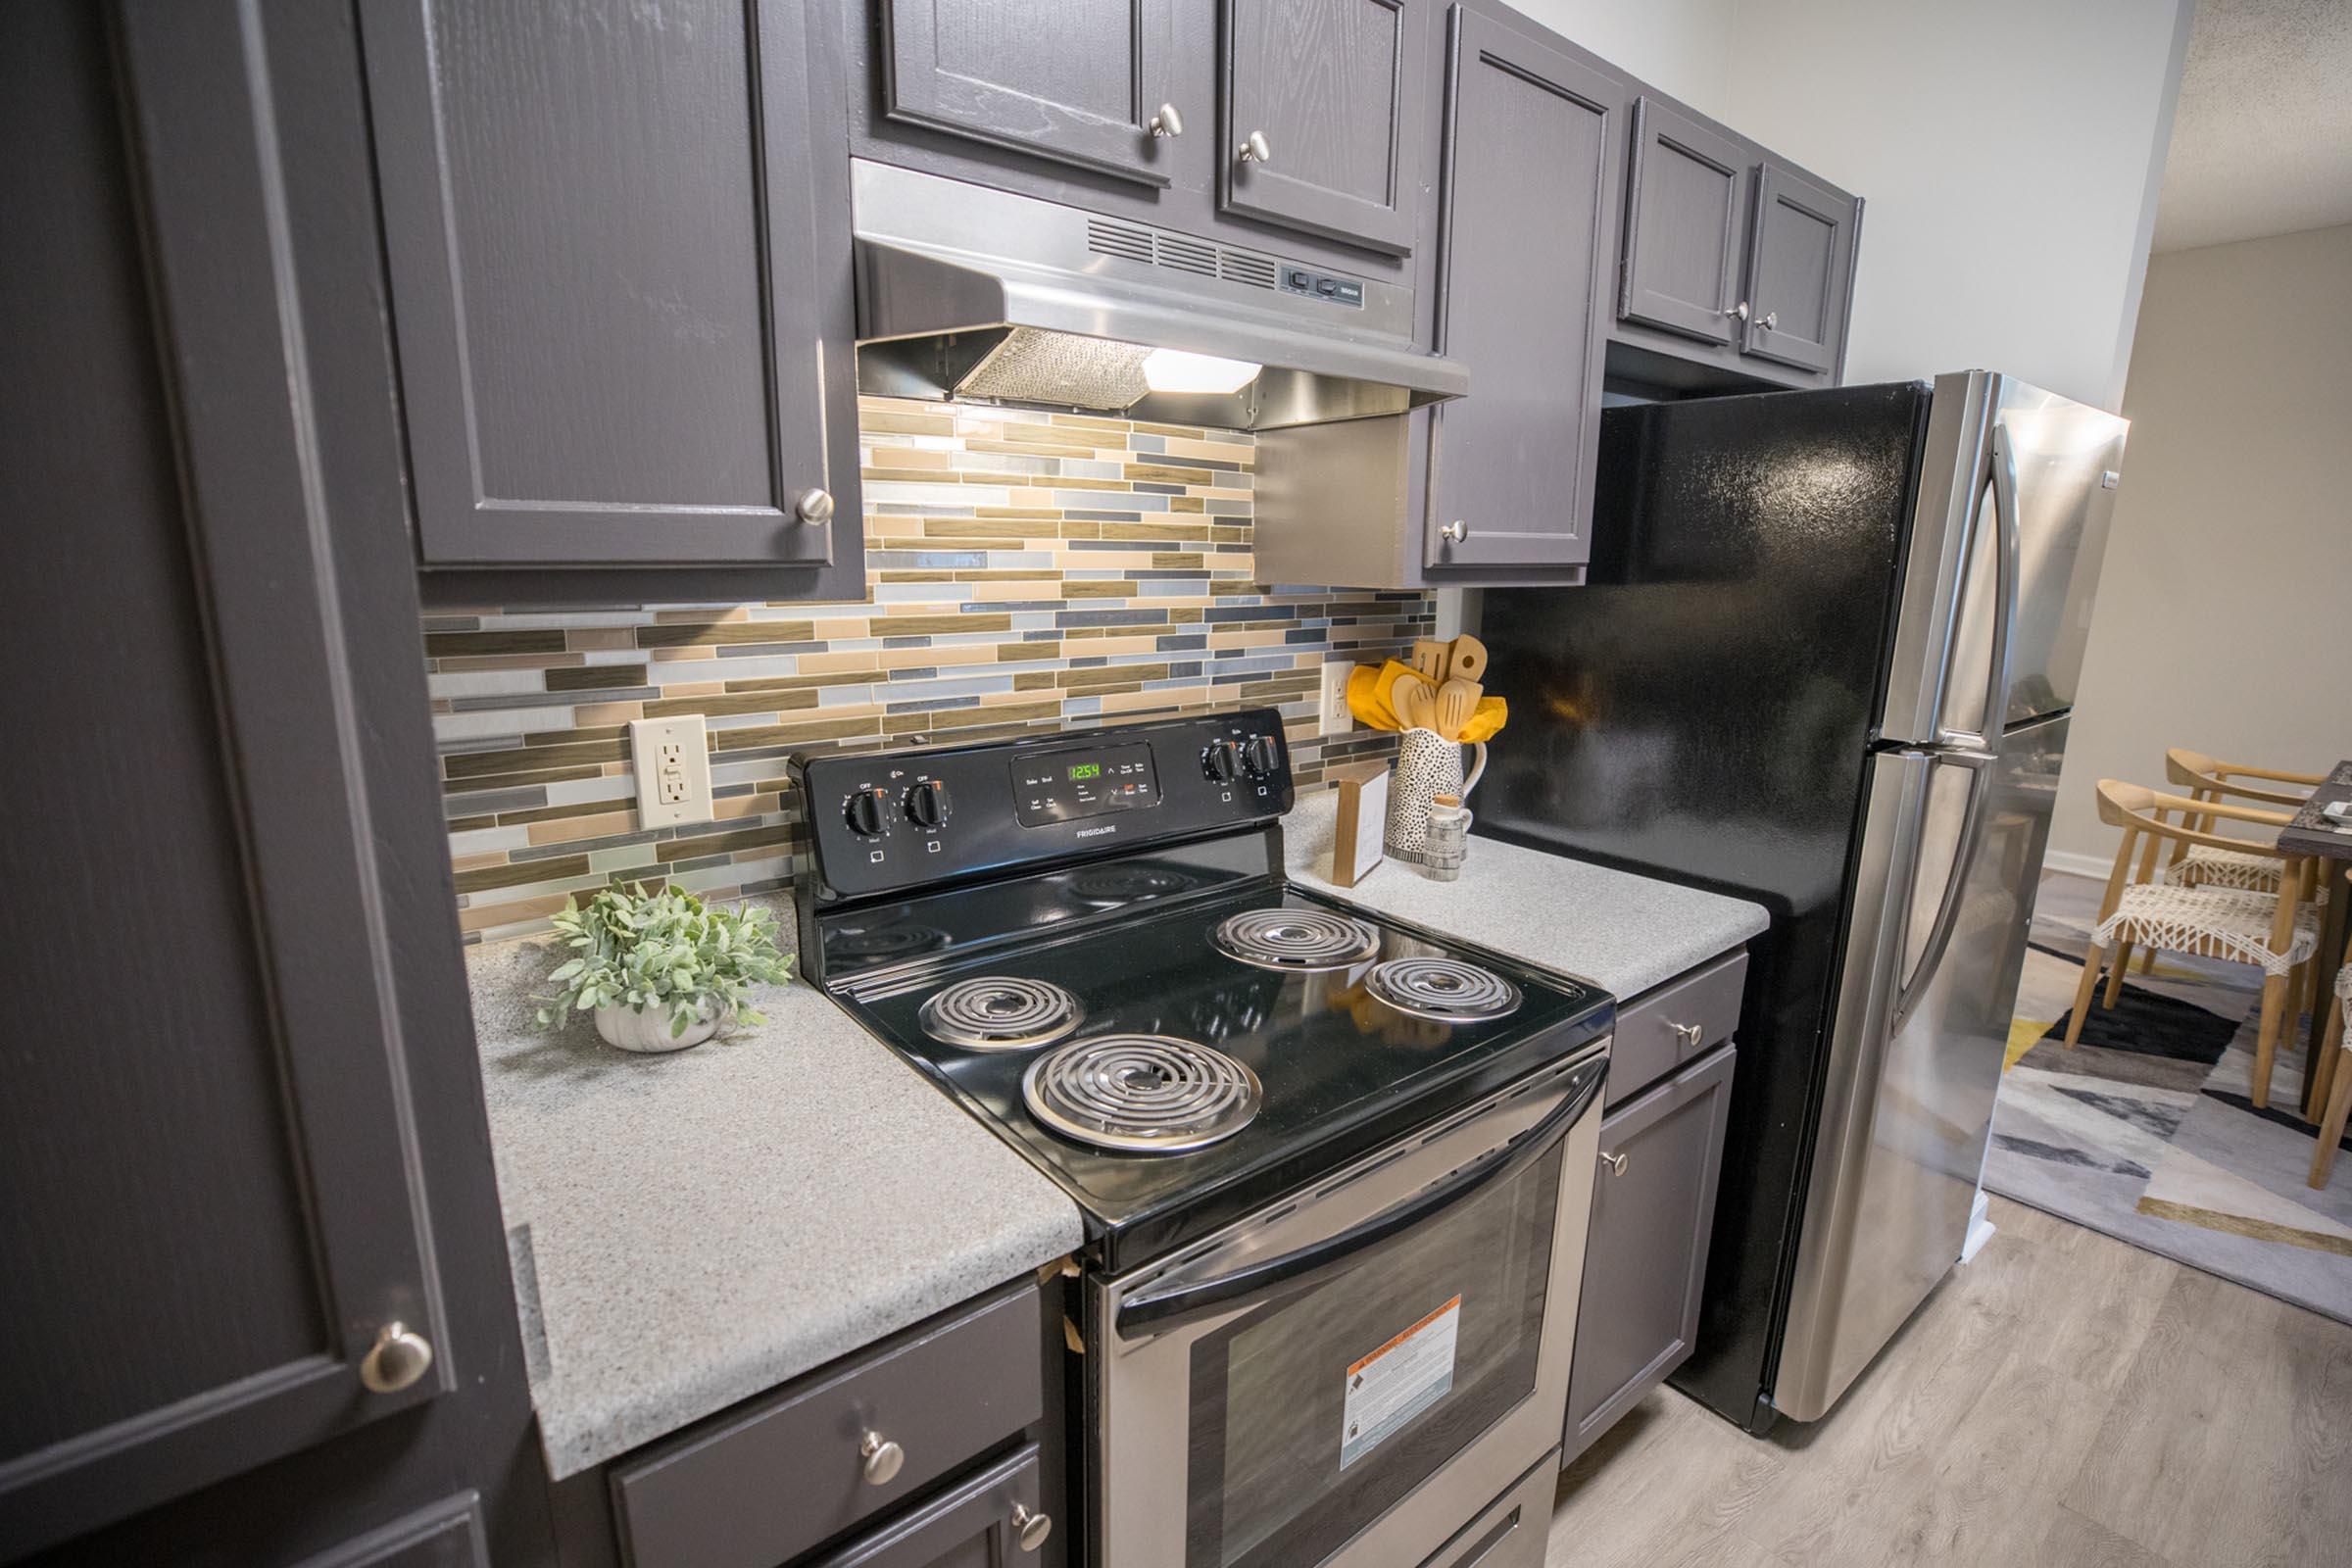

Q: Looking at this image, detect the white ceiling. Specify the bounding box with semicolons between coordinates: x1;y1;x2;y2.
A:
2151;0;2352;252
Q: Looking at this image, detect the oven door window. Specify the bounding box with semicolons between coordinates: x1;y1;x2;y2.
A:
1182;1141;1563;1568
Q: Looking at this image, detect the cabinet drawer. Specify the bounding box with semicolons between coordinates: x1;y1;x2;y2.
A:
1420;1451;1556;1568
1607;950;1746;1109
611;1281;1044;1568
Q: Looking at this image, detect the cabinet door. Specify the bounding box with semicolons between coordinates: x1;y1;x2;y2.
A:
1220;0;1424;254
1616;96;1748;346
1422;5;1617;573
362;0;854;569
1740;163;1859;375
2;2;544;1558
1563;1046;1736;1462
880;0;1181;185
807;1446;1051;1568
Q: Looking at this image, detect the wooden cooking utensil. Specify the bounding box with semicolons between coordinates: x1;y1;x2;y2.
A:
1396;679;1440;733
1437;679;1482;742
1446;635;1488;685
1410;639;1451;681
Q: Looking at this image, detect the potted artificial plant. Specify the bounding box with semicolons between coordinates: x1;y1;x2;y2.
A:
534;884;793;1053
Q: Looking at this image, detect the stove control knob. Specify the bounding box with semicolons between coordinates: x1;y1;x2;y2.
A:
1242;734;1282;778
1201;739;1241;784
904;778;951;829
844;789;887;839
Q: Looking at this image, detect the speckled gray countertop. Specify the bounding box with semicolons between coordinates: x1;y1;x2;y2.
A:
466;901;1083;1480
1282;790;1768;999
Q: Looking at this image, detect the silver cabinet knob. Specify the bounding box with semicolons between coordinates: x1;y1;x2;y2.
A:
1600;1151;1629;1177
1440;519;1468;544
794;487;835;525
1670;1020;1705;1049
1758;311;1778;331
1238;129;1272;164
359;1321;434;1394
1149;103;1184;138
1011;1505;1053;1553
858;1431;904;1486
1725;301;1750;322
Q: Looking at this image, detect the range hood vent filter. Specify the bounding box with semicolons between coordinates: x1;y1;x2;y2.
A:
956;328;1151;410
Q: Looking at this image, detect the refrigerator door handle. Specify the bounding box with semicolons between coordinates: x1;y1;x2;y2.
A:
1941;425;2021;748
1889;748;1997;1032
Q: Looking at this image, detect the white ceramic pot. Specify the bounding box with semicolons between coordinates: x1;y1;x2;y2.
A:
1383;728;1489;863
593;1001;727;1054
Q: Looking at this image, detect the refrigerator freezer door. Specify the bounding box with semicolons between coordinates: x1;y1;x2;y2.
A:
1880;373;2128;745
1772;716;2065;1422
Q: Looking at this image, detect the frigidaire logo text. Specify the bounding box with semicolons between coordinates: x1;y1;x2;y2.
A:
1075;826;1118;838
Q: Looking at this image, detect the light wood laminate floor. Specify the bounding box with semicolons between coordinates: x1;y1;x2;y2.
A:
1547;1196;2352;1567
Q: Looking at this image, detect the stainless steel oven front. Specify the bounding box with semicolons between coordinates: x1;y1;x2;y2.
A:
1087;1044;1609;1568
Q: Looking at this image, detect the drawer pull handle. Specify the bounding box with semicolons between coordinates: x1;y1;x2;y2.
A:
1012;1504;1053;1552
1149;103;1183;138
1669;1020;1705;1049
1238;129;1272;165
1600;1151;1628;1177
359;1321;434;1394
858;1431;904;1486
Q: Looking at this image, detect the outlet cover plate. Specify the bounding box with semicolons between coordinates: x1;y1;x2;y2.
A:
1318;662;1356;736
630;715;713;827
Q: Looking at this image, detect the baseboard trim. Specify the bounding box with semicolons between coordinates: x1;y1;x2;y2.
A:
2041;850;2110;880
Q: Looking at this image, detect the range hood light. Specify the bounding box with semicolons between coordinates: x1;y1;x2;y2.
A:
1141;348;1263;397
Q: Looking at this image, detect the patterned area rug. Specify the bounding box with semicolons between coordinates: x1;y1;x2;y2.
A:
1984;871;2352;1325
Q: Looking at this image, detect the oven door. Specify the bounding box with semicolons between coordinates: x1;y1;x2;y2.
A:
1091;1046;1608;1568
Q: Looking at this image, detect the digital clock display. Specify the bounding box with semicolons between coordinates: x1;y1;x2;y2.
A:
1014;742;1159;828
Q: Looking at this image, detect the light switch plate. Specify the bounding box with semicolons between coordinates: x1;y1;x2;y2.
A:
630;715;712;827
1318;661;1356;737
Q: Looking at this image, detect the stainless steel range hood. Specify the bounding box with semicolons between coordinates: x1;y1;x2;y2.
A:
851;160;1465;431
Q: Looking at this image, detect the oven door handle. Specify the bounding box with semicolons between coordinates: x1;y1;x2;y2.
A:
1115;1054;1607;1338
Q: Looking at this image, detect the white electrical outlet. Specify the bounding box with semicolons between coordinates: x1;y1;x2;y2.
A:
1318;662;1355;736
630;715;713;827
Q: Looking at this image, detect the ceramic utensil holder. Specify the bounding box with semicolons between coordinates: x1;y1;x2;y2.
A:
1384;729;1487;864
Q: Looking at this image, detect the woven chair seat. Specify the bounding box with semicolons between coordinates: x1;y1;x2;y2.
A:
2094;883;2320;977
2162;844;2283;892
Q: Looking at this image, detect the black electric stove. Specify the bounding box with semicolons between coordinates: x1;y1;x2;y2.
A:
792;710;1613;1273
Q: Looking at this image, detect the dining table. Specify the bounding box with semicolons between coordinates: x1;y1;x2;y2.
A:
2280;759;2352;1119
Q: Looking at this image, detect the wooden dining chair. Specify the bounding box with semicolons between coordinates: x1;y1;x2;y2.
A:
2310;867;2352;1186
2152;748;2324;894
2066;780;2322;1109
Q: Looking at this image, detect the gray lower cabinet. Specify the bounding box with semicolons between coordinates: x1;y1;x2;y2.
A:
361;0;863;602
877;0;1183;187
1740;162;1860;375
1219;0;1426;255
806;1446;1048;1568
1419;3;1618;576
1564;1043;1738;1463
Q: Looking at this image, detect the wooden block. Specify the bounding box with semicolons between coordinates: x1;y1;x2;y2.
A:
1329;764;1390;888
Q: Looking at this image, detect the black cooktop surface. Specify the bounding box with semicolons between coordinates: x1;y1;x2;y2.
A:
825;855;1612;1272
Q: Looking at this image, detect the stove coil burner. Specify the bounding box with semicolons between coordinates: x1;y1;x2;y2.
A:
827;922;949;961
1211;908;1382;971
1365;957;1523;1022
919;977;1084;1052
1022;1035;1262;1152
1065;865;1199;906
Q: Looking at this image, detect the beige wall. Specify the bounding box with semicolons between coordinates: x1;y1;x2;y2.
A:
2049;222;2352;868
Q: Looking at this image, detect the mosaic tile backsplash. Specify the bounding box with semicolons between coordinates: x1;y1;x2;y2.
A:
429;398;1432;940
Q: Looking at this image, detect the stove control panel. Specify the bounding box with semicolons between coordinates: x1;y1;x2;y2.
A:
793;710;1295;902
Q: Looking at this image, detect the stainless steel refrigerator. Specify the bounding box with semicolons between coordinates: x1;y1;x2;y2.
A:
1472;370;2128;1431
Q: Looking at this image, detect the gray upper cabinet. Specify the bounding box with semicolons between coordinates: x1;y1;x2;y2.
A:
1617;95;1747;345
879;0;1182;186
1422;4;1618;574
1220;0;1425;254
1741;162;1860;375
361;0;858;580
